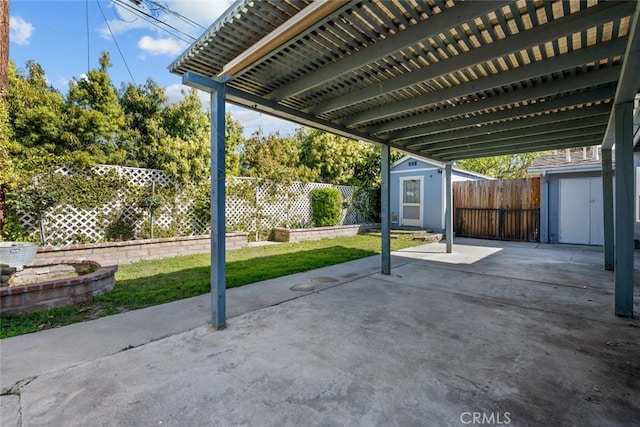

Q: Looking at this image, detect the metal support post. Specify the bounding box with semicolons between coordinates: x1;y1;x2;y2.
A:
445;162;453;253
381;145;391;275
182;72;227;329
602;147;614;271
614;101;634;318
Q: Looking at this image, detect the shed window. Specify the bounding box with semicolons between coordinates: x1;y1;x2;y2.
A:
408;161;417;167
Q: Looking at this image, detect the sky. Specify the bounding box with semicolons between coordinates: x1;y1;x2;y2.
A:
8;0;299;137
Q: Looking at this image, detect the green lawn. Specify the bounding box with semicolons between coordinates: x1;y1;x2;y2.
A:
0;234;426;339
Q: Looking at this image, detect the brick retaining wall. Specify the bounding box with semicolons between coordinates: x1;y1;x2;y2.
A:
35;233;248;266
1;261;118;316
272;224;375;243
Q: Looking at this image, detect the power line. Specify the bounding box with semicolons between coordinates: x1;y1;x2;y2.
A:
147;0;205;31
96;0;137;86
110;0;202;43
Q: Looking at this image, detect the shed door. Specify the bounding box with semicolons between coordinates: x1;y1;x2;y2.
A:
400;177;422;227
559;178;603;245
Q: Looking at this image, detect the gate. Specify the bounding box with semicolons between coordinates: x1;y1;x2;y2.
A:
455;207;540;242
453;178;540;242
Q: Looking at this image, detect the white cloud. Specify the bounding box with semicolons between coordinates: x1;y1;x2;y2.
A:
165;83;210;106
229;107;298;136
10;16;35;45
138;36;186;57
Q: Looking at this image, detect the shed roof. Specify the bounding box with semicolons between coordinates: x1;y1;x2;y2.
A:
392;155;493;180
169;0;640;162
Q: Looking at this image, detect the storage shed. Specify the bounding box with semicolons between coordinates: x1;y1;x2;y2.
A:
391;156;490;232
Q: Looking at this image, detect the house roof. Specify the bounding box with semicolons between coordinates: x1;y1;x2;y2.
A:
169;0;640;162
392;155;493;180
527;147;612;174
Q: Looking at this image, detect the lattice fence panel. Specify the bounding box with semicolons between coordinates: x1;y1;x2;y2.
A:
14;166;368;245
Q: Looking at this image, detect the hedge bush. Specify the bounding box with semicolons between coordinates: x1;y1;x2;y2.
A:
311;188;342;226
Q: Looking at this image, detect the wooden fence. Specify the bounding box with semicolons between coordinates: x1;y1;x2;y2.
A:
453;178;540;242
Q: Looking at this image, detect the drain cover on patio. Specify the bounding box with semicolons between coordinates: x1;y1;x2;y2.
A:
290;284;315;292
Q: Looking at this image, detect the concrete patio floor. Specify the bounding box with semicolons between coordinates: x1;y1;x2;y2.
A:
1;238;639;426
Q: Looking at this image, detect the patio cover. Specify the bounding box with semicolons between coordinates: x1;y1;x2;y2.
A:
169;0;640;327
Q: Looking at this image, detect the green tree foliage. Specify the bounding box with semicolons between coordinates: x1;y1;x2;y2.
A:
455;153;546;179
297;128;362;185
7;57;245;185
225;112;243;176
311;187;343;226
66;52;126;164
241;130;314;182
7;60;67;152
158;88;211;182
5;60;75;172
119;78;167;168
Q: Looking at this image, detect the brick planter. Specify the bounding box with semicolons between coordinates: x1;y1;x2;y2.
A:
35;233;248;266
0;260;118;316
272;224;376;243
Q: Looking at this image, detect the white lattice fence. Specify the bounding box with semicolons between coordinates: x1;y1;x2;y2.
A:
15;166;368;245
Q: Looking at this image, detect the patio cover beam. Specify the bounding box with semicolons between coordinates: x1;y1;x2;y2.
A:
345;37;627;126
426;127;606;158
311;1;633;116
602;4;640;149
436;137;604;161
221;0;350;80
386;87;616;142
410;115;609;153
366;66;620;135
222;85;399;150
269;0;508;102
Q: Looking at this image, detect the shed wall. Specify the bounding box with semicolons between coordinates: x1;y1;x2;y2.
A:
541;171;605;244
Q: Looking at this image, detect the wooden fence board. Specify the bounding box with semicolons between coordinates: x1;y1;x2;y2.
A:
453;178;540;242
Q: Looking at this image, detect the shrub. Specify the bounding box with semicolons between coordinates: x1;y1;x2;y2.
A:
311;188;342;226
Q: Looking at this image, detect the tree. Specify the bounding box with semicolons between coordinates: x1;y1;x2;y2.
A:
158;88;211;182
0;0;8;94
7;60;68;154
66;52;126;164
297;128;362;185
455;153;546;179
241;129;314;182
225;112;243;176
349;144;402;221
119;78;167;169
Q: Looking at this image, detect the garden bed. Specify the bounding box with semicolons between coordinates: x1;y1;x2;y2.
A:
36;233;248;266
1;260;117;316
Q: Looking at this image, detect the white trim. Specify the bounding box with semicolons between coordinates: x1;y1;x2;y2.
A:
399;176;423;227
392;155;443;169
392;155;493;179
391;167;439;174
528;163;614;175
